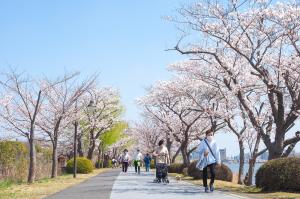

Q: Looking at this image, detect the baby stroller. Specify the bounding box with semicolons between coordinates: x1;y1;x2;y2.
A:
154;163;169;183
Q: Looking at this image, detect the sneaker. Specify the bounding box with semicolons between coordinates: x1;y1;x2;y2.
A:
209;184;214;192
205;187;209;193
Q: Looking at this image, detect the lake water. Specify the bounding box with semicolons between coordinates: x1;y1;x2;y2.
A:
225;162;264;183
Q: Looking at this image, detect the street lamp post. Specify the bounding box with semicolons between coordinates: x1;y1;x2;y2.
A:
73;100;78;178
73;95;96;178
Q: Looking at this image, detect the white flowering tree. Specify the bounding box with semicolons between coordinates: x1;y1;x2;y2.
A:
79;87;123;160
170;59;273;184
139;78;225;166
0;70;68;183
0;71;44;183
171;0;300;161
36;73;96;178
107;136;132;160
95;122;128;168
138;109;181;163
130;120;164;154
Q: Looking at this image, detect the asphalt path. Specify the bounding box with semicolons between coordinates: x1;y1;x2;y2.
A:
47;167;251;199
46;169;120;199
110;167;249;199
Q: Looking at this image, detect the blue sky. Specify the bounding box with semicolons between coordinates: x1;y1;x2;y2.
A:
0;0;298;155
0;0;184;121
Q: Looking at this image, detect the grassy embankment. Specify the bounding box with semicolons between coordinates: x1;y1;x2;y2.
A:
169;173;300;199
0;168;110;199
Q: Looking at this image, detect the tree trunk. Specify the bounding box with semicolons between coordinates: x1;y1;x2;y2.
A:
245;157;257;186
51;143;58;178
77;134;84;157
112;148;117;159
87;139;96;160
27;90;41;183
27;134;36;184
171;147;181;163
238;140;245;185
181;143;190;167
166;137;172;163
244;132;261;186
101;145;104;168
268;139;284;160
104;154;109;168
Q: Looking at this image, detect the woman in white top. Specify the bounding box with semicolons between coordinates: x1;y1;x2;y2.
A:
153;140;170;182
121;149;130;173
133;149;143;174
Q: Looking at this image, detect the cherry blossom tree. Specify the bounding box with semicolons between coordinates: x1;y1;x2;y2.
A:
136;109;181;163
139;78;224;166
36;73;96;178
79;87;123;160
171;0;300;160
0;70;68;183
130;120;164;154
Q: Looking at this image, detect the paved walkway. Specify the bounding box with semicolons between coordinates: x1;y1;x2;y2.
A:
46;169;120;199
47;167;250;199
110;167;248;199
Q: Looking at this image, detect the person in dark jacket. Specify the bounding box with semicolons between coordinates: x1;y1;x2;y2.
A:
143;153;152;172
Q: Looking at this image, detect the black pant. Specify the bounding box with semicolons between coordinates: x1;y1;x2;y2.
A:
122;162;129;172
203;163;216;187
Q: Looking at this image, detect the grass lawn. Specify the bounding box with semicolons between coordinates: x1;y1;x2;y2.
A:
0;168;110;199
169;173;300;199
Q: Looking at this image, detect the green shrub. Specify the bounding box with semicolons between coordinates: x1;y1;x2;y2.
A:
35;145;53;180
0;141;28;181
66;157;94;174
256;157;300;192
168;163;185;174
187;161;233;182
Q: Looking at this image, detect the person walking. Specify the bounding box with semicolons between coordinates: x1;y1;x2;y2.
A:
144;153;152;172
196;129;221;193
121;149;130;173
153;140;170;183
133;149;143;174
112;158;117;168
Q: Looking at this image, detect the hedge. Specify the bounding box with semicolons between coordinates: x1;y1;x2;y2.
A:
256;157;300;192
187;161;233;182
66;157;94;174
0;141;28;181
168;163;185;174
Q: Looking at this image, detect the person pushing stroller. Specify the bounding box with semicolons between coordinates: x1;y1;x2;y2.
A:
153;140;170;183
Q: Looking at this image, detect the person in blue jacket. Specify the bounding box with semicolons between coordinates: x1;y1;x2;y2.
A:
196;129;221;193
143;153;152;172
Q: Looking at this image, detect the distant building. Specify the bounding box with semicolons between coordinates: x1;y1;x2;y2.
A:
220;148;227;161
234;155;240;162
